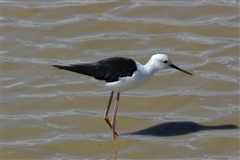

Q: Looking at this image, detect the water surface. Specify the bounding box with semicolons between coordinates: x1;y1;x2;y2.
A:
2;1;239;159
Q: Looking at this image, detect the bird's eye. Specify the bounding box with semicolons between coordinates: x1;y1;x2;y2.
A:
163;60;168;63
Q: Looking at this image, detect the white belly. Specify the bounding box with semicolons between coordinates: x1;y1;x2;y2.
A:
98;64;154;92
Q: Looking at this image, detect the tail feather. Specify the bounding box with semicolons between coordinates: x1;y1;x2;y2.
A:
52;64;95;78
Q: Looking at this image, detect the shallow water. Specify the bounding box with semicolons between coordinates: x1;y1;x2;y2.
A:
2;1;240;159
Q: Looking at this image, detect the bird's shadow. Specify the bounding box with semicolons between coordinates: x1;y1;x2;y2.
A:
123;121;238;137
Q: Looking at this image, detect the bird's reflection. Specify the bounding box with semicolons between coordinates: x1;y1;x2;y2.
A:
124;121;238;137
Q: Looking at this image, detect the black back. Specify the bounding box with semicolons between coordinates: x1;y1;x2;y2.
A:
52;57;137;82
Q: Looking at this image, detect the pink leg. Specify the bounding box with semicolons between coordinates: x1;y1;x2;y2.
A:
103;91;118;136
104;91;114;129
111;92;120;139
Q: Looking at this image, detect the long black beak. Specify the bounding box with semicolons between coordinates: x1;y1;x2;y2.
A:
170;64;193;76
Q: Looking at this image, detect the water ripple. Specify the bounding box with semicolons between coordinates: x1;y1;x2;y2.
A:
2;139;52;147
176;33;238;44
196;70;240;84
18;94;57;98
1;114;42;120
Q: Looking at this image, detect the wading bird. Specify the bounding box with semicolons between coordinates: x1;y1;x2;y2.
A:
53;54;192;138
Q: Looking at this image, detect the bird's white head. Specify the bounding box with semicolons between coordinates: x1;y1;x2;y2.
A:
147;54;192;75
151;54;172;69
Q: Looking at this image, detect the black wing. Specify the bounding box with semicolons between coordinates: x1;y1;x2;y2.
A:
52;57;137;82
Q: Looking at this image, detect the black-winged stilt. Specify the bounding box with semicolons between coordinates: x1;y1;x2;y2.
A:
52;54;192;138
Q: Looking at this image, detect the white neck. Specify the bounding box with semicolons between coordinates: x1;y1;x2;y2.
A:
142;57;160;76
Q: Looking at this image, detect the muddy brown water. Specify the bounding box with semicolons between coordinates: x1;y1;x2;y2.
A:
2;1;239;159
